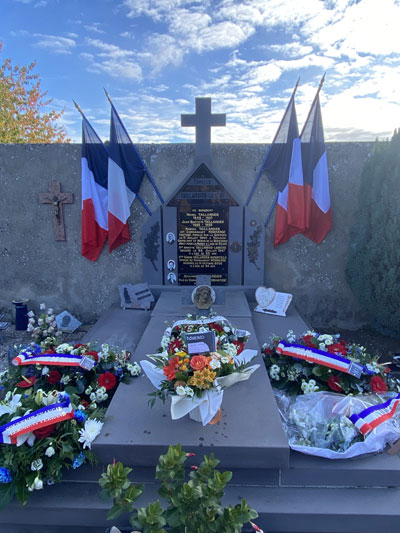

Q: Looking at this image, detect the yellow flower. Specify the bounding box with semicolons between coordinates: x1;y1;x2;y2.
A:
181;365;188;371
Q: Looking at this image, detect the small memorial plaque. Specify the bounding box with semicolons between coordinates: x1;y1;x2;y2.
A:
79;356;95;371
56;311;82;333
348;362;364;379
185;331;216;354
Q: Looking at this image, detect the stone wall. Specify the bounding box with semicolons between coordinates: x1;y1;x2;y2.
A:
0;142;372;328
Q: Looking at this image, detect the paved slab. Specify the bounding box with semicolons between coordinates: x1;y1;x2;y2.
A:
94;298;290;469
251;302;310;345
151;289;251;317
82;303;151;353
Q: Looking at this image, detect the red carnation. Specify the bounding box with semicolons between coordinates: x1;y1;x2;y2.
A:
210;323;223;333
263;347;273;356
98;372;117;390
233;340;245;354
33;423;57;439
168;338;183;353
370;375;387;393
16;376;37;388
43;347;56;354
302;335;318;348
327;375;342;392
47;370;62;385
327;342;347;356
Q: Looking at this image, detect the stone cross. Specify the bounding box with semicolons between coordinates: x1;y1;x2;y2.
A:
181;97;226;162
39;181;73;241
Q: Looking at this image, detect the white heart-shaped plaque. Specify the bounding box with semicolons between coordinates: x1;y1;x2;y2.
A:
255;287;276;309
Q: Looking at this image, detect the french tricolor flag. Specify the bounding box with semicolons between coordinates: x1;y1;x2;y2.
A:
107;104;145;253
81;116;109;262
261;87;305;246
301;93;332;244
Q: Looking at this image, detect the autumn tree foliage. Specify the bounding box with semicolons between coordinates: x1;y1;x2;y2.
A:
0;42;70;143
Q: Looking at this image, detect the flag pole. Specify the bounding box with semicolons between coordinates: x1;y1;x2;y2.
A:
246;77;300;207
104;89;165;205
300;73;325;138
75;100;152;216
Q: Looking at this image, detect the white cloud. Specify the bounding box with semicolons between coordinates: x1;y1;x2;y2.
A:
83;23;105;35
33;34;76;54
84;39;142;80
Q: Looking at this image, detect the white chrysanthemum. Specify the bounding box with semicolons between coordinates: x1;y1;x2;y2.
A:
38;318;44;326
184;386;194;397
269;364;281;381
176;386;186;396
40;303;46;310
209;358;221;369
27;311;35;318
78;419;103;449
223;343;237;357
221;356;231;364
47;308;53;315
129;363;141;376
56;343;71;353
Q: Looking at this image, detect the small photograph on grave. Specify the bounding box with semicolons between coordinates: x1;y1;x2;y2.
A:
262;329;400;459
141;316;259;425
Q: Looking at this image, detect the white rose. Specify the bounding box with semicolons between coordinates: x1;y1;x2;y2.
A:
47;308;54;315
38;318;44;326
40;303;46;310
27;311;35;318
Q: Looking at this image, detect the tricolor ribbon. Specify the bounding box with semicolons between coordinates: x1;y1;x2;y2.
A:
12;352;95;367
349;394;400;435
275;340;374;376
0;397;74;444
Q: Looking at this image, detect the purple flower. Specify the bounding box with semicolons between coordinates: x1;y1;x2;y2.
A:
72;452;85;470
74;409;86;423
0;468;12;483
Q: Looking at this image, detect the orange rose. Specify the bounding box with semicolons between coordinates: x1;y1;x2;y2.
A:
190;355;208;371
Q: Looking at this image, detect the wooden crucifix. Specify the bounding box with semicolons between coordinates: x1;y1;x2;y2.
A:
39;181;74;241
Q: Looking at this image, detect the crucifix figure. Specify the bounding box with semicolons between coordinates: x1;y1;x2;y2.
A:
181;97;226;163
39;181;74;241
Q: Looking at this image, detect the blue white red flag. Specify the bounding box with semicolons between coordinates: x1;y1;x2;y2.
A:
263;90;305;246
301;93;331;243
81;115;108;261
107;105;145;253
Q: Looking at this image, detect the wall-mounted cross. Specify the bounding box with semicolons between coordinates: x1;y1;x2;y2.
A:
39;181;73;241
181;97;226;162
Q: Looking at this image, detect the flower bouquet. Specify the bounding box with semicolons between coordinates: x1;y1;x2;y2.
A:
141;315;259;425
274;389;400;459
262;330;399;396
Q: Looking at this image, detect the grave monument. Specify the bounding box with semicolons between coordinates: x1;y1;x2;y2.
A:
141;97;265;288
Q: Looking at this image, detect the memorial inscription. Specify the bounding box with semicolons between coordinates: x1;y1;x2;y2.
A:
168;163;237;286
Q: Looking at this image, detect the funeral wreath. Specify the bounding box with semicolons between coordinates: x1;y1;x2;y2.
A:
0;311;141;507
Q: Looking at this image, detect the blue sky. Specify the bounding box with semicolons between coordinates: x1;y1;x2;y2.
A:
1;0;399;143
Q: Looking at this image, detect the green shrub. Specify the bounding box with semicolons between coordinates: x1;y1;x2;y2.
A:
346;130;400;335
99;444;259;533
